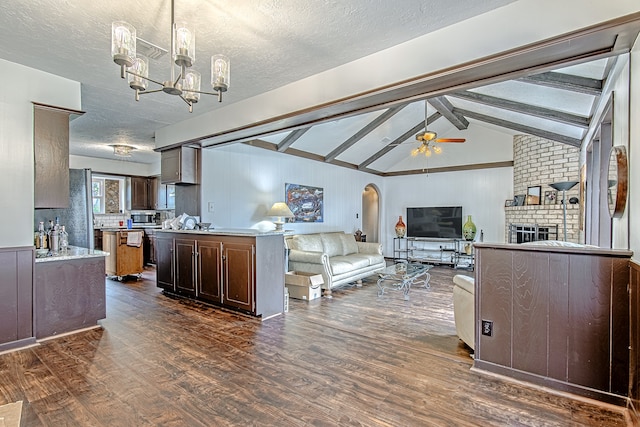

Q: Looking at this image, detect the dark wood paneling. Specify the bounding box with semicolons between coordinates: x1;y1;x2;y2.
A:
512;251;549;376
0;248;34;345
475;244;631;405
611;257;630;395
34;257;105;339
477;249;512;367
568;255;611;391
547;253;570;381
630;260;640;422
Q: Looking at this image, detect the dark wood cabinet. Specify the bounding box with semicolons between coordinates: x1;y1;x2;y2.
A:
155;231;282;318
143;229;157;265
131;176;156;210
197;239;223;304
156;234;175;291
34;106;70;208
94;229;103;250
161;147;197;184
0;248;34;352
175;238;197;296
223;241;255;313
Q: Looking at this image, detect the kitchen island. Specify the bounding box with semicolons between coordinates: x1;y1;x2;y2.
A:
35;246;108;339
156;229;285;319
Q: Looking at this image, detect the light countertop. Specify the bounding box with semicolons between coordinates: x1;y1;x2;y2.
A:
35;246;109;263
156;228;292;237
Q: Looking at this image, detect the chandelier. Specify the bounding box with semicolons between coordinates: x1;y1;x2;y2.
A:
111;0;230;113
111;144;135;157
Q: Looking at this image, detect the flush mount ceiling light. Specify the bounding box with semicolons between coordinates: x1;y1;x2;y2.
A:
111;144;135;157
111;0;230;113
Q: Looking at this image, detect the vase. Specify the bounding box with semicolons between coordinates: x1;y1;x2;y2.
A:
462;215;477;241
395;215;406;238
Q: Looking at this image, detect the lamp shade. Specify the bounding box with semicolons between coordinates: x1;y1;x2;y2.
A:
267;202;294;218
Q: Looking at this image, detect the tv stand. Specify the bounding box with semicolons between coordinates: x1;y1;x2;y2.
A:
407;237;458;266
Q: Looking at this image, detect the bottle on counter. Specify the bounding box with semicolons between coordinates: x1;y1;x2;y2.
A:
59;225;68;253
48;219;59;255
36;221;47;249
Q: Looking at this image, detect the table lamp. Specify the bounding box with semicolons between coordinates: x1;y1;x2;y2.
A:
267;202;294;231
549;181;578;241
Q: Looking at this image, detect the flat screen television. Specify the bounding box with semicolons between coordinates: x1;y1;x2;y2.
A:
406;206;463;239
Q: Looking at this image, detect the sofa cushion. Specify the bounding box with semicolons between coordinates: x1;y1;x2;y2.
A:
321;233;344;257
292;234;324;252
339;233;359;255
453;274;474;294
330;256;370;275
350;253;385;266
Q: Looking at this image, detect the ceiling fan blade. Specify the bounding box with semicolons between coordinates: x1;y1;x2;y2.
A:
435;138;465;143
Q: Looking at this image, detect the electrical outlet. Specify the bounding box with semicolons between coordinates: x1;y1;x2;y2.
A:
481;320;493;336
208;202;214;213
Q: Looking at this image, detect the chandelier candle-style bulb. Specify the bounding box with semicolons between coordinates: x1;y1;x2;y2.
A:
128;56;148;91
183;70;201;104
211;54;230;101
173;22;194;69
112;21;136;76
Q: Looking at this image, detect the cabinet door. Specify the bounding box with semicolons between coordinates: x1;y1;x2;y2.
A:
166;184;176;209
156;182;167;209
223;242;255;313
131;177;149;210
175;238;196;295
156;236;174;291
34;106;70;208
196;239;222;304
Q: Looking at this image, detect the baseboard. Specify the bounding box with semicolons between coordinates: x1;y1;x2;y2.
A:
0;337;38;355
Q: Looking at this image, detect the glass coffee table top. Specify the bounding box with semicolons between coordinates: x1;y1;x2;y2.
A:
376;262;432;300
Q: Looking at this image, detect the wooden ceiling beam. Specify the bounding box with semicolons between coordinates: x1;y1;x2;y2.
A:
517;71;603;96
455;108;582;147
276;127;311;152
428;96;469;130
324;104;406;162
449;91;590;129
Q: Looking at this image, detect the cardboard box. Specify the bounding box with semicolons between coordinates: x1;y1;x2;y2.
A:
285;271;323;300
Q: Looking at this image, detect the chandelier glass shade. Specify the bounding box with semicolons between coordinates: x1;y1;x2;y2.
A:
111;144;135;157
111;0;231;112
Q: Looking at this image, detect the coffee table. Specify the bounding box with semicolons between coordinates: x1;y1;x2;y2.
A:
376;262;432;300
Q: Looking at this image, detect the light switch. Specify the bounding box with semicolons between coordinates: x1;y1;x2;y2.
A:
208;202;214;212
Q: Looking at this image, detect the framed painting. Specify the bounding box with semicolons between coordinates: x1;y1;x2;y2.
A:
285;183;324;223
526;186;541;205
543;190;557;205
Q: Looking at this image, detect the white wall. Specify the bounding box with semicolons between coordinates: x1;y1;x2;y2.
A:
200;144;384;235
382;168;513;255
630;35;640;261
70;154;160;177
0;59;81;248
200;144;512;257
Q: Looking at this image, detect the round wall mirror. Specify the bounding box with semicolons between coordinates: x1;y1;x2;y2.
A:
607;145;628;218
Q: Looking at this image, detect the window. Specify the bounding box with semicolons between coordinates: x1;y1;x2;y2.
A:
92;178;105;214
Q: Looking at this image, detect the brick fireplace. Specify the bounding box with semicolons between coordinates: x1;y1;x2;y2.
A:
504;135;580;243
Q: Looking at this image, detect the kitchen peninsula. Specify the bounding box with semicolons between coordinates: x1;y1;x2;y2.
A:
34;246;108;339
156;229;285;319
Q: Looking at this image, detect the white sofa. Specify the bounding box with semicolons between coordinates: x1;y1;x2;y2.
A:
285;232;385;295
453;274;475;351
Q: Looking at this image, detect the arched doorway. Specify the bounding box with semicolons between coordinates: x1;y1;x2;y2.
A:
362;184;380;243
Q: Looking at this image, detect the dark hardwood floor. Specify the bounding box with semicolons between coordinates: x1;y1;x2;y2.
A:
0;266;629;426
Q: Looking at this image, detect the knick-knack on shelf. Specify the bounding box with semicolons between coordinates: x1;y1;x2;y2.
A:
395;215;406;238
462;215;477;241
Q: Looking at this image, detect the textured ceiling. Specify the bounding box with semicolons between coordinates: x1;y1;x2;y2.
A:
0;0;516;165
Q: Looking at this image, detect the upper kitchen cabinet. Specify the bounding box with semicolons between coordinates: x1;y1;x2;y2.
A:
33;104;84;208
156;180;176;210
161;146;198;184
130;176;155;210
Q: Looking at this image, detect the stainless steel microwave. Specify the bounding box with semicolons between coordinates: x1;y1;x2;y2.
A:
131;212;156;224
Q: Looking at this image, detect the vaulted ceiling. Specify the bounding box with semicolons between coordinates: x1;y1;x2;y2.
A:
0;1;638;175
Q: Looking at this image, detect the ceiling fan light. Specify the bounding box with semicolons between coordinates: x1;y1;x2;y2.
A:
128;56;148;91
411;148;419;157
424;147;432;157
173;22;195;68
111;21;136;67
183;70;201;103
433;145;442;154
423;130;437;141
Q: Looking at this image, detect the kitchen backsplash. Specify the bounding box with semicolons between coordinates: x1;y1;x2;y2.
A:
93;211;175;228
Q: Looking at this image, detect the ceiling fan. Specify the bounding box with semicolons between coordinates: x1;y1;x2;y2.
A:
408;101;465;157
